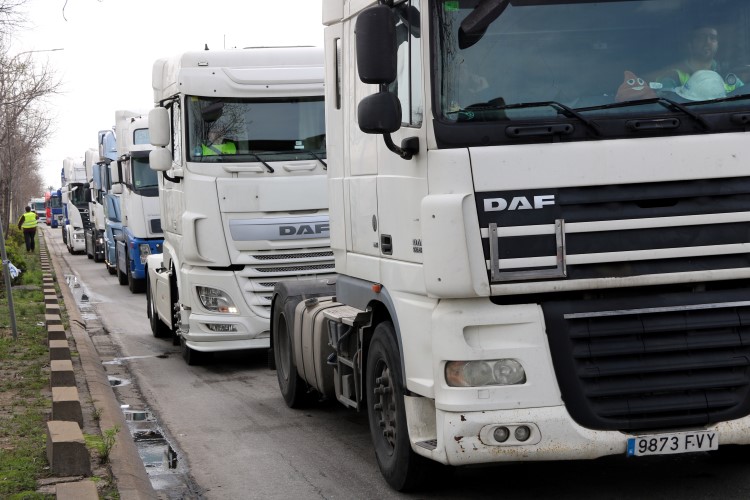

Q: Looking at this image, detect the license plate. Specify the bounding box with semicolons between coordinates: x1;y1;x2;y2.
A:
627;431;718;457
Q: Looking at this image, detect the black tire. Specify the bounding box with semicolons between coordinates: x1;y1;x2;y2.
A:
107;263;116;275
147;276;171;338
128;268;145;293
93;242;103;263
180;336;207;366
116;250;128;286
366;321;430;492
272;297;309;408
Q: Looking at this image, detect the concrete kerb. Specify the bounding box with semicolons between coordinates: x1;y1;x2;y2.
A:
42;232;158;499
56;479;99;500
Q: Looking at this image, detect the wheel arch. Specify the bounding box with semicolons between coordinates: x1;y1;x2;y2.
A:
336;275;407;390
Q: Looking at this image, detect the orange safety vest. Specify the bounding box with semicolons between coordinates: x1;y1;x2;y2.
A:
21;212;37;229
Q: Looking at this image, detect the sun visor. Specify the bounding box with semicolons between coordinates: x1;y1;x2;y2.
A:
223;66;324;86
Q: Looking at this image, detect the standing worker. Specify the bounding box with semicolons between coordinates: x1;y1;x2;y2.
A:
17;205;39;253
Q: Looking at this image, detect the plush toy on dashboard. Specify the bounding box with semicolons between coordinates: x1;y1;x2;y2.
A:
616;71;657;102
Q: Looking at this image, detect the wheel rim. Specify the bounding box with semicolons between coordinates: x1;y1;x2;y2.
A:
372;360;397;450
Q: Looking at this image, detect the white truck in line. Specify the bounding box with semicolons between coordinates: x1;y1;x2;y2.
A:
270;0;750;491
61;157;89;254
97;128;122;275
83;148;106;262
111;110;164;293
146;47;332;365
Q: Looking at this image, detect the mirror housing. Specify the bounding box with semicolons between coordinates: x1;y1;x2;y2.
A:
358;92;402;134
111;184;123;195
356;5;397;84
149;107;171;147
150;148;173;172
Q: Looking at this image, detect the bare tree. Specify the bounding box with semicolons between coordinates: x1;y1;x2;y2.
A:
0;50;60;234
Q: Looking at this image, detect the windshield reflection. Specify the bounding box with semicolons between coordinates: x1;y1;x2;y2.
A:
186;97;326;163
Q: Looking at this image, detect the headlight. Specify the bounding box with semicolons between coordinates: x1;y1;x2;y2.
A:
196;286;238;314
445;359;526;387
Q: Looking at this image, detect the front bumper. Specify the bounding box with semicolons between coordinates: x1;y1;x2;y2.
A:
417;404;750;465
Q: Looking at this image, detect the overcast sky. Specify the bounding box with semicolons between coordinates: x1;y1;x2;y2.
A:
13;0;324;190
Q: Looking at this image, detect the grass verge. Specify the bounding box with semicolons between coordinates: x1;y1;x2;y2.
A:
0;229;52;499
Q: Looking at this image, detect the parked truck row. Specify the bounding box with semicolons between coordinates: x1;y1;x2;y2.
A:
54;0;750;491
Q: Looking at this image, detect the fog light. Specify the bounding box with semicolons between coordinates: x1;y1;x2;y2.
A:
197;286;238;314
514;425;531;442
493;427;510;443
207;323;238;333
445;359;526;387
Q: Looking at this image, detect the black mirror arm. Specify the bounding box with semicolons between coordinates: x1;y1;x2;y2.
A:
383;134;418;160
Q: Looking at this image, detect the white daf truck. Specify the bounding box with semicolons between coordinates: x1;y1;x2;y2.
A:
269;0;750;491
146;47;332;365
61;157;89;254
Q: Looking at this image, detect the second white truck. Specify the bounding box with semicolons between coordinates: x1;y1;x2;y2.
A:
146;47;333;364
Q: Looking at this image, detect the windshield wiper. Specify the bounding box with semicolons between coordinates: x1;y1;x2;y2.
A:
247;153;275;173
579;97;710;131
250;150;328;170
297;150;327;170
460;100;602;137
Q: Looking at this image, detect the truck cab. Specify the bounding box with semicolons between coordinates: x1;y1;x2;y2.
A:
61;157;90;254
84;148;106;262
268;0;750;491
146;47;332;364
98;128;121;275
111;110;164;293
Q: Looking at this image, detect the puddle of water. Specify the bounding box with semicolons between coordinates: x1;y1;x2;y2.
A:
124;409;154;422
103;355;163;365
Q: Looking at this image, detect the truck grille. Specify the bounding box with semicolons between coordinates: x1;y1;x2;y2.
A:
236;249;335;318
541;287;750;431
477;177;750;284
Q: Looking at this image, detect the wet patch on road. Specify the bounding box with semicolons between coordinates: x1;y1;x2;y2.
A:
66;270;201;499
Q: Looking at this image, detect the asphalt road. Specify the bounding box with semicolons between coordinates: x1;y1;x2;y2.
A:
43;225;750;500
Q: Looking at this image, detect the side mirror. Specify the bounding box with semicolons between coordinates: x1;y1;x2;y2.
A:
355;5;397;84
358;92;402;134
111;184;123;195
150;148;173;172
149;107;170;147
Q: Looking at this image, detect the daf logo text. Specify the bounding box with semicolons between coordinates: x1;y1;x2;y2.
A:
484;195;555;212
279;223;330;236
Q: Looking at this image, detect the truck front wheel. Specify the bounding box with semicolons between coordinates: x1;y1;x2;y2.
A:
147;275;171;339
366;321;429;492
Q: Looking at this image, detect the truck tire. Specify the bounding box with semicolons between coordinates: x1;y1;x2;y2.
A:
116;249;128;286
272;296;310;408
366;321;429;492
147;276;171;338
128;269;145;293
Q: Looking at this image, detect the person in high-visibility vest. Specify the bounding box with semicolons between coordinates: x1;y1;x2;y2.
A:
17;205;39;253
656;25;743;95
200;128;237;156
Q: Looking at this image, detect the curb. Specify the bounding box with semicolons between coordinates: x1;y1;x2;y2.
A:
39;232;157;499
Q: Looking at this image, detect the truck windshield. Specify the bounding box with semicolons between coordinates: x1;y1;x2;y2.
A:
132;157;159;195
434;0;750;125
186;96;326;163
50;196;62;209
69;185;89;206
